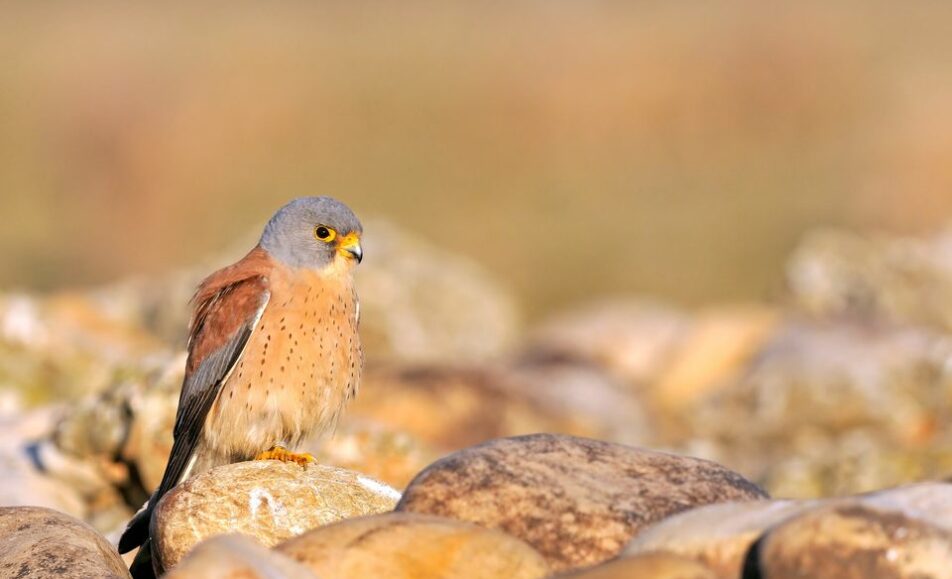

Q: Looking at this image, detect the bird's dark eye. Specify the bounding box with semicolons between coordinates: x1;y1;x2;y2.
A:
314;225;337;242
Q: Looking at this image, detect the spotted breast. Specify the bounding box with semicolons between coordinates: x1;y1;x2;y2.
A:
196;256;361;472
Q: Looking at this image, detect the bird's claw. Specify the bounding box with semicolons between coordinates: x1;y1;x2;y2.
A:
254;446;315;467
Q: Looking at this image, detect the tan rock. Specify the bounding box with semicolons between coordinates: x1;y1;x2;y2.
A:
753;485;952;578
624;500;818;577
396;433;767;572
0;506;130;578
307;418;439;490
653;305;779;414
276;512;549;579
558;552;717;579
527;299;690;385
164;534;316;579
349;366;603;451
153;460;400;570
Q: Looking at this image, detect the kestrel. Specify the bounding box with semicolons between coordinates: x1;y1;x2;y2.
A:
119;197;364;575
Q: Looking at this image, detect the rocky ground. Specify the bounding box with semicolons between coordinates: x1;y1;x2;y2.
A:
1;222;951;578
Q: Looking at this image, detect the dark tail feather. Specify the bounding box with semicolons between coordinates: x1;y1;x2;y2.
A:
118;496;154;554
129;538;158;579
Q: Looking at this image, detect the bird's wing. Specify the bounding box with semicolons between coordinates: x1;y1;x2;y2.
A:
118;248;273;555
160;276;270;494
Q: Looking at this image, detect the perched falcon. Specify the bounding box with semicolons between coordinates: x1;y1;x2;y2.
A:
119;197;364;576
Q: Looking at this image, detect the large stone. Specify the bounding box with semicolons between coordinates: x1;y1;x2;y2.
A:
526;299;690;386
786;227;952;331
558;552;717;579
751;483;952;578
164;534;316;579
0;506;130;578
306;418;439;490
623;500;818;577
153;460;400;570
276;512;549;579
688;319;952;498
396;433;767;572
347;366;607;451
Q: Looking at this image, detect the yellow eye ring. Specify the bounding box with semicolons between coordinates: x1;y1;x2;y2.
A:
314;225;338;243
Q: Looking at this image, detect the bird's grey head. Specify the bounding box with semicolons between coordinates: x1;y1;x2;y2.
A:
260;197;363;270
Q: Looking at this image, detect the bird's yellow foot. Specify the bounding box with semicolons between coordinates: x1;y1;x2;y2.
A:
254;446;315;467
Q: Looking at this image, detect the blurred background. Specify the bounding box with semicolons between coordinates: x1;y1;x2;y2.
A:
2;2;951;315
1;1;952;538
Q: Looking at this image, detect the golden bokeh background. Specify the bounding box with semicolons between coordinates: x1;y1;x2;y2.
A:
2;2;951;316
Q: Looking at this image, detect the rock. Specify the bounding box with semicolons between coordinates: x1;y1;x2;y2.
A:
153;461;400;570
651;305;779;416
499;356;651;446
751;483;952;578
526;299;690;386
557;552;717;579
0;408;88;520
275;512;549;579
786;227;952;332
356;219;520;363
0;292;166;407
348;366;608;452
0;506;130;578
688;319;952;498
306;418;440;490
164;534;316;579
623;500;819;577
396;433;767;572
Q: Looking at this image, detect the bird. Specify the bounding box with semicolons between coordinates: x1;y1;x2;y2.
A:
118;197;364;577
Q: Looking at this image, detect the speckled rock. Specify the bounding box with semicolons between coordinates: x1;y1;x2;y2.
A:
0;506;130;578
164;534;316;579
689;319;952;498
787;227;952;331
396;433;767;572
153;460;400;570
557;552;717;579
276;512;549;579
624;500;818;577
751;483;952;578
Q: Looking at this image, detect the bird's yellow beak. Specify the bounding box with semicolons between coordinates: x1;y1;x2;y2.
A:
338;232;363;263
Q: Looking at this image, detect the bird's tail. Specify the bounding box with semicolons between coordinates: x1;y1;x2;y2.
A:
128;538;157;579
119;496;162;579
118;496;153;555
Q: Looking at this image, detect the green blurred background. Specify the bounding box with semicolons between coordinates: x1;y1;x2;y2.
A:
2;2;951;317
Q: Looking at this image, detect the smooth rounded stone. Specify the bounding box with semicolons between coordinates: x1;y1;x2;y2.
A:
753;496;952;578
164;534;316;579
396;433;768;572
276;512;549;579
623;500;819;577
689;319;952;498
557;552;717;579
651;305;779;415
0;506;130;578
305;418;440;490
786;227;952;331
349;366;605;452
858;482;952;524
526;299;690;385
153;460;401;570
499;356;651;446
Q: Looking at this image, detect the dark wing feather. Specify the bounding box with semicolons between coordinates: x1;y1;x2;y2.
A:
119;270;270;556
